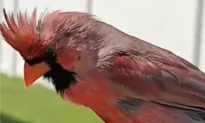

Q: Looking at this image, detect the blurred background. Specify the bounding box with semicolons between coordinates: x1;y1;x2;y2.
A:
0;0;204;123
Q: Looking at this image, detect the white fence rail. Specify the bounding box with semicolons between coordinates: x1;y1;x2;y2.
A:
0;0;204;89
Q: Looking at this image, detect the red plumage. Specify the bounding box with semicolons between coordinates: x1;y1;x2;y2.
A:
1;8;205;123
0;9;41;59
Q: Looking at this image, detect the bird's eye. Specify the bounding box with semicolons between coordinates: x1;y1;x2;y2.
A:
45;46;55;57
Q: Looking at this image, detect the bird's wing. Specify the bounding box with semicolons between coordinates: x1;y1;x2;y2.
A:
97;49;205;111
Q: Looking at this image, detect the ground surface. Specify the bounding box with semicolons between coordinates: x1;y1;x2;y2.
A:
0;74;103;123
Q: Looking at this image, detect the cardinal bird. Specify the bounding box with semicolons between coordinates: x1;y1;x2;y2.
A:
1;8;205;123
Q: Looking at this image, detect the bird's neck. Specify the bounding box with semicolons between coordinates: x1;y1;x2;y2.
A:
58;75;131;123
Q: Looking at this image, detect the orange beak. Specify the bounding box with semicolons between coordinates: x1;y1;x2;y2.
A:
24;62;51;87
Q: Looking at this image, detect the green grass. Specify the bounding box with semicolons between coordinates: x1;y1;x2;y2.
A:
0;74;103;123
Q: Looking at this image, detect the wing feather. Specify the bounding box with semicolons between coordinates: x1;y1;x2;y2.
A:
98;51;205;111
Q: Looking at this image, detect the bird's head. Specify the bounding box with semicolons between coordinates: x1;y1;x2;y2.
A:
0;9;101;91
